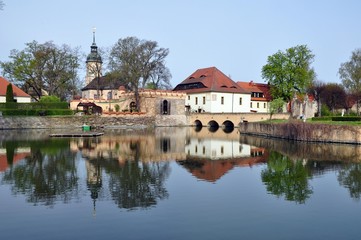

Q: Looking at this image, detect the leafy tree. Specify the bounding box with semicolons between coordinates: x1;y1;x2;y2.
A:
262;45;316;113
0;41;81;101
339;49;361;114
319;83;346;113
109;36;170;110
6;83;14;103
268;98;285;120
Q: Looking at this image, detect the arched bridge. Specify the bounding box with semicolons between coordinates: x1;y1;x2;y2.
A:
188;113;289;132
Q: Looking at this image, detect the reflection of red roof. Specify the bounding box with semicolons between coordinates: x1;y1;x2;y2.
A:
178;153;268;182
174;67;248;94
0;76;31;98
0;153;29;172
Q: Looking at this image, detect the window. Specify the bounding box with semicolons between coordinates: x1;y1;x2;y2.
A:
195;145;198;153
239;97;242;105
221;146;224;155
221;96;224;105
195;97;198;105
188;95;190;100
250;102;253;108
203;96;206;105
257;102;259;108
161;100;170;115
203;146;206;155
264;103;267;108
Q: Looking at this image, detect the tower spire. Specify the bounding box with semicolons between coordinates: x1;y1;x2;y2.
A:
92;27;96;45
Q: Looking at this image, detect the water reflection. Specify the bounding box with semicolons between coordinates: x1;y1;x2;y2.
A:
240;135;361;202
180;127;267;182
2;128;361;210
1;138;78;206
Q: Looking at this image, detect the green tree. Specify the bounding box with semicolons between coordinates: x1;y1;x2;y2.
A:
268;98;285;120
6;83;14;102
109;37;170;110
339;49;361;114
0;41;81;101
262;45;316;113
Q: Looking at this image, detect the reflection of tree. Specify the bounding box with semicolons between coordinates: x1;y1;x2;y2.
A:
261;151;313;204
102;141;170;210
1;139;78;206
338;163;361;201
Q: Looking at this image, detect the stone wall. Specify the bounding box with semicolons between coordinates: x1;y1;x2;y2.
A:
0;115;156;129
239;122;361;144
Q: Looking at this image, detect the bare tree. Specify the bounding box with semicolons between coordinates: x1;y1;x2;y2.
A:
339;49;361;114
109;37;170;110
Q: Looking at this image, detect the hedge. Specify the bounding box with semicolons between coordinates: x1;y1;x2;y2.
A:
0;102;69;110
311;116;333;121
0;109;73;116
331;116;361;121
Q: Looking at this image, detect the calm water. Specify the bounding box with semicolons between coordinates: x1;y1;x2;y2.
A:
1;127;361;240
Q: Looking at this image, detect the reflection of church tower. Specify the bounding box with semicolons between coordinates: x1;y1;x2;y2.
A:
86;160;102;217
85;28;102;85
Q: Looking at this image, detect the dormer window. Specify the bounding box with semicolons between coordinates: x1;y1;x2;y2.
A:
221;85;228;88
189;77;195;79
200;75;206;78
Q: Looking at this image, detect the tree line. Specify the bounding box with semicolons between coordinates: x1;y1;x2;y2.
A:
1;34;360;116
0;37;172;105
262;45;361;116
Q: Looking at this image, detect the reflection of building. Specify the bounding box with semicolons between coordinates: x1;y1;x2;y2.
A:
178;127;268;182
70;128;187;163
0;147;30;172
86;160;102;217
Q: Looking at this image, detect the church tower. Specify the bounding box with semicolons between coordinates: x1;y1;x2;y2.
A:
85;28;102;85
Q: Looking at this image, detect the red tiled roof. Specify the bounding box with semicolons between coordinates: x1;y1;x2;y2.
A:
237;81;272;101
174;67;249;94
0;76;30;98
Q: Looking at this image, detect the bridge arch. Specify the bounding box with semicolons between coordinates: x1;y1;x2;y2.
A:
222;120;234;133
194;119;203;127
207;120;219;132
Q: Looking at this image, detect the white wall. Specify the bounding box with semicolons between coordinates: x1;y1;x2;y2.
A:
186;138;252;160
186;92;251;113
0;96;31;103
250;100;269;113
15;96;31;103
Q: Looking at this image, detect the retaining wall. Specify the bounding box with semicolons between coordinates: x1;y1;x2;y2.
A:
239;122;361;144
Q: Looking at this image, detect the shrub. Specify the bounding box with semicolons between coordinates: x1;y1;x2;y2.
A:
114;104;120;112
39;96;61;103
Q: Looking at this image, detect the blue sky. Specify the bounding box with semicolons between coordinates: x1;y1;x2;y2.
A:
0;0;360;88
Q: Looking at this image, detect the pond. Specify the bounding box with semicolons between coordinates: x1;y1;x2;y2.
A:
1;127;361;240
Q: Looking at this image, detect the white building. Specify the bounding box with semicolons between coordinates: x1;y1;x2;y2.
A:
173;67;251;113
